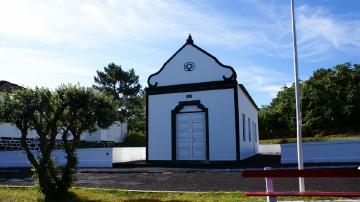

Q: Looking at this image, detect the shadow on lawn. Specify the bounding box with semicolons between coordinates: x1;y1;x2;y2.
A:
38;192;100;202
125;200;191;202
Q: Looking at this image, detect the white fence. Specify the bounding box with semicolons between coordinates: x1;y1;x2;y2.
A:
281;140;360;164
0;147;146;168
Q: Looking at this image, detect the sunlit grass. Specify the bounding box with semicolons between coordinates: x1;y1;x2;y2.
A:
0;187;354;202
260;134;360;144
0;186;356;202
0;186;257;202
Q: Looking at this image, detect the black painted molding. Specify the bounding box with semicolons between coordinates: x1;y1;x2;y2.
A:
171;100;209;161
234;87;240;161
147;80;237;95
145;90;149;161
147;35;237;87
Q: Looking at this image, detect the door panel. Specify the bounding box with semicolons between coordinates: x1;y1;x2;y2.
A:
193;141;205;148
177;131;190;139
176;122;189;131
192;150;206;160
192;122;204;131
192;131;205;137
176;140;190;149
177;149;190;160
176;111;206;160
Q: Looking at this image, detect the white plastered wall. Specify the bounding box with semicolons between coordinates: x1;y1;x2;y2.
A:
0;123;39;139
148;88;237;161
82;122;127;143
238;86;259;160
148;45;233;86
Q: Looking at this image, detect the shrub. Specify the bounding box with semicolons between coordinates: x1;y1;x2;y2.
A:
0;86;117;199
121;131;146;147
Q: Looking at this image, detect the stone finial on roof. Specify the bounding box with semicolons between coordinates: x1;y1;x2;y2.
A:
186;34;194;44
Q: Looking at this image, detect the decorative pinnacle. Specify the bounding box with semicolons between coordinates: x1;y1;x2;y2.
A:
186;34;194;44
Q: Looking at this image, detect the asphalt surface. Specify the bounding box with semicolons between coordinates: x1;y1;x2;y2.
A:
0;154;359;192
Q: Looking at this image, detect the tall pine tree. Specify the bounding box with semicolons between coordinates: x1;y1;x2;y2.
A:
93;63;144;128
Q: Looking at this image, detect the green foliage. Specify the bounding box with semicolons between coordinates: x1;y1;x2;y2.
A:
127;119;145;134
259;63;360;139
121;131;146;147
93;63;143;123
260;134;360;144
0;85;117;198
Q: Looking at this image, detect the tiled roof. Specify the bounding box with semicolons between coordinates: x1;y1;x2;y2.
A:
0;80;23;93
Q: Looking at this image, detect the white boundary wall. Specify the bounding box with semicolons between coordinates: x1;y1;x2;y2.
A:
0;148;112;168
0;122;127;143
112;147;146;163
259;144;281;154
0;147;146;168
281;140;360;164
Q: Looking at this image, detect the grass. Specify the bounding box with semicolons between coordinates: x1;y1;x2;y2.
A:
260;134;360;144
0;187;255;202
0;186;355;202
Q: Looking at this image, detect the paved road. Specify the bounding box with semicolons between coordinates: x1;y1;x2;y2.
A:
1;168;360;192
1;155;359;192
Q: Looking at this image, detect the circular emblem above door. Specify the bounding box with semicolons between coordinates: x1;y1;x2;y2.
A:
184;62;195;71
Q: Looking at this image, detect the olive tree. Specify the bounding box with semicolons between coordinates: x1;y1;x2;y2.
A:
0;85;117;198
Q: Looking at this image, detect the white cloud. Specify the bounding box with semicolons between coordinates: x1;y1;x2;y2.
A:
0;47;95;89
0;1;359;56
248;1;360;60
297;5;360;60
236;65;291;98
0;0;287;55
0;0;359;103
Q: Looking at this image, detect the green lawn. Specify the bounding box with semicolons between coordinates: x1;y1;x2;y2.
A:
0;186;354;202
260;134;360;144
0;187;256;202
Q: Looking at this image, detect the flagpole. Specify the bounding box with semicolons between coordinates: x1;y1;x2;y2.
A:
290;0;305;192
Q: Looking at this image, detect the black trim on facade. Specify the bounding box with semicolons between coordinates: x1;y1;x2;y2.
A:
145;91;149;161
238;84;259;111
233;86;240;161
147;34;237;87
171;100;209;161
147;80;237;95
205;108;210;161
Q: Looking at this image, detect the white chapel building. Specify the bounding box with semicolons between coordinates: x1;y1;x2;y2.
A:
146;35;259;162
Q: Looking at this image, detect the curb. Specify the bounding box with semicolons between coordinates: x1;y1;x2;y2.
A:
78;168;245;174
0;185;239;194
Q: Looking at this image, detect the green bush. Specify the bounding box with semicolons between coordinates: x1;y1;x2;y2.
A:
121;131;146;147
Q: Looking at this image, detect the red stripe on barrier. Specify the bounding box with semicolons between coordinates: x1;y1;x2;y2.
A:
242;168;360;178
245;191;360;197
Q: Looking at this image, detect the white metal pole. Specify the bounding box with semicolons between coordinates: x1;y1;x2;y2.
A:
264;167;277;202
290;0;305;192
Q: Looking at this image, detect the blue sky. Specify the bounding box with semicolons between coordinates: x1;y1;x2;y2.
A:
0;0;359;106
